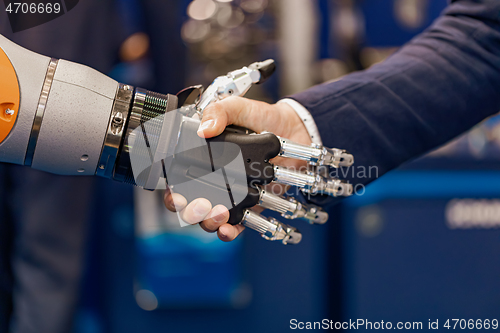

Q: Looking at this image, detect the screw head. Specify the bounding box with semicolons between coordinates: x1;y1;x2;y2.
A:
5;108;14;116
112;112;124;125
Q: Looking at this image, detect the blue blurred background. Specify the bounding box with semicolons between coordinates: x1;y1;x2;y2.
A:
1;0;500;332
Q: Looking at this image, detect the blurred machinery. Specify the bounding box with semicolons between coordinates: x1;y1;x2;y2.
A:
181;0;279;100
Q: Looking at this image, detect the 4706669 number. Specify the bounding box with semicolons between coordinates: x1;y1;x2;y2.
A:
444;319;498;330
5;2;61;14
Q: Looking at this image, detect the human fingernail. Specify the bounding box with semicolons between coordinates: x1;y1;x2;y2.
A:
171;194;187;210
197;119;215;137
193;200;211;218
211;206;228;223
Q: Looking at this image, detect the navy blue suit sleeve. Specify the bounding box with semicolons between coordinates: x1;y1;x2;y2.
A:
291;0;500;200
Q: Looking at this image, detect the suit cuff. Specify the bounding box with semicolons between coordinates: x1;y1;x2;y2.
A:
278;98;323;145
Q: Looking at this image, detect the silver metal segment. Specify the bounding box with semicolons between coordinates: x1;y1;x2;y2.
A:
258;187;297;215
144;95;180;190
120;88;181;189
122;88;148;186
273;165;318;191
241;210;302;245
318;177;353;197
196;63;263;115
96;83;134;178
258;187;328;224
273;165;353;197
24;58;58;166
278;136;354;168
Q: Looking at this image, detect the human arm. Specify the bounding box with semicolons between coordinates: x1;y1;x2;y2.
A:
166;0;500;241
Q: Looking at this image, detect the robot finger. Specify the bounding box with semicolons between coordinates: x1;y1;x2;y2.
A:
257;186;329;224
240;209;302;245
272;165;353;197
277;136;354;168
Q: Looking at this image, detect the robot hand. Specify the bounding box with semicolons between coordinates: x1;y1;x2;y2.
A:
155;60;354;244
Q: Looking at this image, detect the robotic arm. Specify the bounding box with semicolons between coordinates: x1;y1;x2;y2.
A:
0;34;354;244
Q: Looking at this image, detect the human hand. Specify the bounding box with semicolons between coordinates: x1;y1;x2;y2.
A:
164;96;311;241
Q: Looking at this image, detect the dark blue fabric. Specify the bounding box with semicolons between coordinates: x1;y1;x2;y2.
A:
292;0;500;201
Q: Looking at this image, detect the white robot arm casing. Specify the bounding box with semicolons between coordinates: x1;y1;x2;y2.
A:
0;34;119;175
31;60;118;175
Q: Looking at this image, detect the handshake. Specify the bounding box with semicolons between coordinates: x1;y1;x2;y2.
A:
133;61;354;244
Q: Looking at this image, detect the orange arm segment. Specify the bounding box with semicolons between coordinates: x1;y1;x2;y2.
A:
0;47;20;143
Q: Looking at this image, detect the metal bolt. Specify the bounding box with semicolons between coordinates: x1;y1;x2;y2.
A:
112;112;124;125
5;108;14;116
